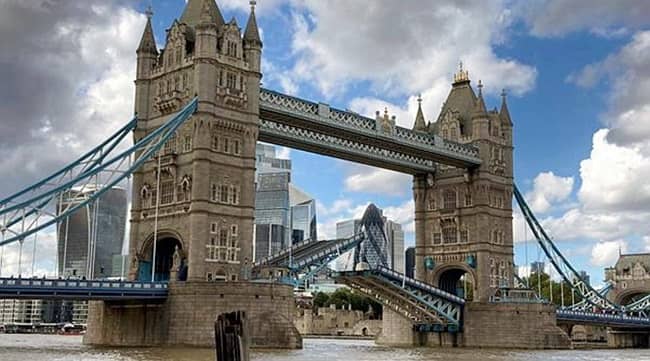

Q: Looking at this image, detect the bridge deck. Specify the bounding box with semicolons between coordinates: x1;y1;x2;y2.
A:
556;309;650;329
259;88;481;174
0;278;168;301
334;267;464;331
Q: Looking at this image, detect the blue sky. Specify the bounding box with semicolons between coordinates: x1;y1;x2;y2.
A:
1;0;650;287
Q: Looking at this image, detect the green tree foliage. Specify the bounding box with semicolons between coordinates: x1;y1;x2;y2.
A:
522;271;584;307
312;288;382;317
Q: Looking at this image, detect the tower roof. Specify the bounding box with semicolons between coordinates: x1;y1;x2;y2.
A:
433;71;477;133
244;1;262;46
499;89;513;126
180;0;224;28
413;95;427;132
137;15;157;54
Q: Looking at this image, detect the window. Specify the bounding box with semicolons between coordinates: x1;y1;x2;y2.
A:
460;229;469;243
206;272;213;281
223;138;229;153
160;180;174;205
183;135;192;152
164;133;177;154
211;184;218;202
220;185;229;203
207;238;217;260
442;226;457;244
233;139;240;155
442;189;457;210
226;73;237;89
432;232;442;245
212;136;219;150
230;185;239;205
231;224;238;237
211;223;218;234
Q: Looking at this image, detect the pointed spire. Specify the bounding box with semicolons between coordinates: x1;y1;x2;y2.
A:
244;0;262;46
453;60;470;84
413;94;427;132
499;88;513;125
137;8;157;54
471;80;488;119
181;0;224;28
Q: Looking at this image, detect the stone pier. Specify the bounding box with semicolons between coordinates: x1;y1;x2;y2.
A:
378;303;571;349
84;281;302;348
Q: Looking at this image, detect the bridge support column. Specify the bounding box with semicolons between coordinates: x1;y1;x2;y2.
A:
84;281;302;348
607;330;650;348
376;309;420;346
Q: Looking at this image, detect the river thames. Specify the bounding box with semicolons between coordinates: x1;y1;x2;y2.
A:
1;335;650;361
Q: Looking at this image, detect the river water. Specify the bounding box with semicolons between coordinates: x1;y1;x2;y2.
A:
1;335;650;361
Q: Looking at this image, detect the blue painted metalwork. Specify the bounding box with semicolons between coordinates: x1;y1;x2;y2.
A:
514;185;621;312
258;88;481;173
334;266;464;331
0;98;198;247
565;283;612;312
254;233;366;273
0;277;168;301
0;118;137;231
556;309;650;328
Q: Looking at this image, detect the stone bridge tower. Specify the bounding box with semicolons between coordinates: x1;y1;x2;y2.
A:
128;0;262;283
412;66;514;302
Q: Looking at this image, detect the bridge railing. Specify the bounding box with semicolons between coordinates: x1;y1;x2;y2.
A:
259;88;480;162
0;278;168;290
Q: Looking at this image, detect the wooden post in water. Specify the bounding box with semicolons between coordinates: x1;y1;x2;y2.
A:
214;311;249;361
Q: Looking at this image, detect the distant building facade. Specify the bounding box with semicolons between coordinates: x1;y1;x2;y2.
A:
254;144;317;261
334;207;404;272
57;186;127;279
530;261;545;274
405;247;416;278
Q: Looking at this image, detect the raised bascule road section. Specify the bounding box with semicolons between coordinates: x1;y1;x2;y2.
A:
1;0;650;350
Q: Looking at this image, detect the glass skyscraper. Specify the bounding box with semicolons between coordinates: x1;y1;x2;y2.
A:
254;144;317;261
334;207;404;272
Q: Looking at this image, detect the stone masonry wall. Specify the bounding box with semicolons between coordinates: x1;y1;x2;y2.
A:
463;302;571;349
84;281;302;349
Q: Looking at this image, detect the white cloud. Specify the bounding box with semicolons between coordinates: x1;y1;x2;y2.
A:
529;32;650;251
287;0;536;108
591;240;627;267
521;0;650;37
344;166;412;197
525;171;574;213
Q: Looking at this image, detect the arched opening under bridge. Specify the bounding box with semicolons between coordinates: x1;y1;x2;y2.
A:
138;234;186;282
436;267;475;301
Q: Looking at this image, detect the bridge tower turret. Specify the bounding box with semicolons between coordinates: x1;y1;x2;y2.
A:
127;0;260;283
413;65;514;302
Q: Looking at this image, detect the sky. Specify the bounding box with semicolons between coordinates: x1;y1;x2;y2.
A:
1;0;650;287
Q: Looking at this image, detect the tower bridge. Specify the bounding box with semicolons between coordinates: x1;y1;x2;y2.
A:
1;0;650;349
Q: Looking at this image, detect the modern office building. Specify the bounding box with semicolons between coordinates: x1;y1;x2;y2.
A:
254;144;317;261
334;208;404;272
57;186;127;279
52;185;127;325
385;220;405;273
405;246;415;278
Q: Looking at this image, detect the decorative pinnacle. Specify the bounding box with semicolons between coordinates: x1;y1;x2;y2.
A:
478;80;483;95
250;0;257;11
453;60;469;83
417;93;422;105
501;88;507;99
145;5;153;19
